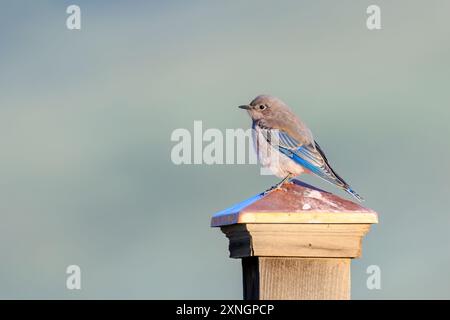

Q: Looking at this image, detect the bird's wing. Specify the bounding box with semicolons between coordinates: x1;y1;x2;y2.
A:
259;127;364;202
259;127;325;167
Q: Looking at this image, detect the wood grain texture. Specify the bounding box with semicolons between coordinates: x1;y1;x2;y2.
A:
243;257;350;300
222;223;371;258
213;180;378;300
237;211;378;224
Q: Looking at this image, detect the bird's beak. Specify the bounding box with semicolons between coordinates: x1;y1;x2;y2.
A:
238;105;251;110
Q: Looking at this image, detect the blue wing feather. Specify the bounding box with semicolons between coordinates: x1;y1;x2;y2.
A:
260;127;364;202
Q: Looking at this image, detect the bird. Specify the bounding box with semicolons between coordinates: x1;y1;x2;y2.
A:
238;94;364;202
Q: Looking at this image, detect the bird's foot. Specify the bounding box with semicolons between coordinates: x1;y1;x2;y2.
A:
262;185;279;196
262;179;293;196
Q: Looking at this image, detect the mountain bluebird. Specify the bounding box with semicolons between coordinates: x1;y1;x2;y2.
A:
239;94;363;202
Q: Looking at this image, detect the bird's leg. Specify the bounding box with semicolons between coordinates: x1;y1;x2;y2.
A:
274;174;293;189
263;174;293;195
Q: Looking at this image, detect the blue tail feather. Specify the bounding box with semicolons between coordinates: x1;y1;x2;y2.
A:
279;147;364;202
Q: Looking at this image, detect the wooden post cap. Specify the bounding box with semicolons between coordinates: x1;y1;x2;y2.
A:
212;180;377;259
211;180;378;299
212;179;378;227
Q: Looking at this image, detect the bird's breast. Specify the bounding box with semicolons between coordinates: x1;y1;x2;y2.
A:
252;125;305;178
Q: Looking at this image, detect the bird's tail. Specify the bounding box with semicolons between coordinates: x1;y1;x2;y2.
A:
288;145;365;202
290;151;365;202
345;187;364;202
312;142;365;202
314;162;365;202
310;164;365;202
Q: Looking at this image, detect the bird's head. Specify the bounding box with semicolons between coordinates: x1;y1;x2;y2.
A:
238;95;290;122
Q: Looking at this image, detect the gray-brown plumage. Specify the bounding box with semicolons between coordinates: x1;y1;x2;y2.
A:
239;95;364;202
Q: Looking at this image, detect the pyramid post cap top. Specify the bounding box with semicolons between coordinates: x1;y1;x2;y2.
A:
211;180;378;227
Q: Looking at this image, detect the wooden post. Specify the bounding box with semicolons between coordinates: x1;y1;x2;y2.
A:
211;180;378;300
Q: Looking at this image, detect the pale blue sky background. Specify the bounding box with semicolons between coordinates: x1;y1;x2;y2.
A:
1;0;450;299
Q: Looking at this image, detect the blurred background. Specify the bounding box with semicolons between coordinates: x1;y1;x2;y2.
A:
1;0;449;299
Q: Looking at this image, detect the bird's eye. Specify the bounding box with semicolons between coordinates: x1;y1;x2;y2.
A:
259;105;267;110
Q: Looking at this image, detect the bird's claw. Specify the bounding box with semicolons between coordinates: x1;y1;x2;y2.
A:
262;175;294;196
262;184;285;196
262;187;276;196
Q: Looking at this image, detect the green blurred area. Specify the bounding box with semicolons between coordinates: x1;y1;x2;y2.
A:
1;0;450;299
